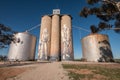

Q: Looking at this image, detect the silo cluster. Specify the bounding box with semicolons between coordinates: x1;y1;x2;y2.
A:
8;32;36;61
7;9;114;62
81;34;113;62
38;14;74;61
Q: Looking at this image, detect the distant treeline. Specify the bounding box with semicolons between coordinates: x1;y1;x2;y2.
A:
0;55;7;61
114;59;120;63
74;58;120;63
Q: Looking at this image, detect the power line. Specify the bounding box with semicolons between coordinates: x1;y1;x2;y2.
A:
72;25;90;33
25;24;40;32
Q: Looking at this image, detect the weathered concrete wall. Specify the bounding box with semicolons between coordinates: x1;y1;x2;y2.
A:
50;15;60;61
81;34;113;62
38;14;74;61
38;15;52;60
61;15;74;61
8;32;36;61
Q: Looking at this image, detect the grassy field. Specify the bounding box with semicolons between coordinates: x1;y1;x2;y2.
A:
62;63;120;80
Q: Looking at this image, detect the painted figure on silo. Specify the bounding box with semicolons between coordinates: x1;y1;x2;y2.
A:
98;40;113;62
38;28;49;60
62;24;71;60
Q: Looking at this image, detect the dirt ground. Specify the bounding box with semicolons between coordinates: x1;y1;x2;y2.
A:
0;67;32;80
14;62;69;80
0;61;120;80
0;62;69;80
0;62;36;80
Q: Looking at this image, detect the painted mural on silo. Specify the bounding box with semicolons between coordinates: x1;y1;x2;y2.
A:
81;34;113;62
38;15;52;61
61;15;74;61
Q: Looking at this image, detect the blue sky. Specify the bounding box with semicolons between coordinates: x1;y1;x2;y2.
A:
0;0;120;59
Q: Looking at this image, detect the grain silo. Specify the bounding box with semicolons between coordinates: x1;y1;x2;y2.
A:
38;9;74;61
50;14;60;61
8;32;36;61
38;15;52;60
81;33;113;62
61;15;74;61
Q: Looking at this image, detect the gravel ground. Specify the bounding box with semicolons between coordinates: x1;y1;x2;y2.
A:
7;62;69;80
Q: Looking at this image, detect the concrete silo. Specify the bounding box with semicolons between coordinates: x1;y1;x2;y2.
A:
50;15;60;61
61;15;74;61
38;9;74;61
38;15;52;60
81;34;113;62
8;32;36;61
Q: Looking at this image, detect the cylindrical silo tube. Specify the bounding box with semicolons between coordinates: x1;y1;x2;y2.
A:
81;34;113;62
38;15;52;61
50;15;60;61
8;32;36;61
61;15;74;61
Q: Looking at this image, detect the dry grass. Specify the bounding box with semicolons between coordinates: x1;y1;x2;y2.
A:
62;63;120;80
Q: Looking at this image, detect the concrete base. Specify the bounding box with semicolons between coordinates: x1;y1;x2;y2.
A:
61;54;73;61
37;56;50;61
49;56;60;61
61;57;73;61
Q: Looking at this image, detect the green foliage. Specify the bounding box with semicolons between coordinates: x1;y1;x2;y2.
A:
114;59;120;63
80;0;120;33
0;24;17;48
0;55;7;61
87;0;100;5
